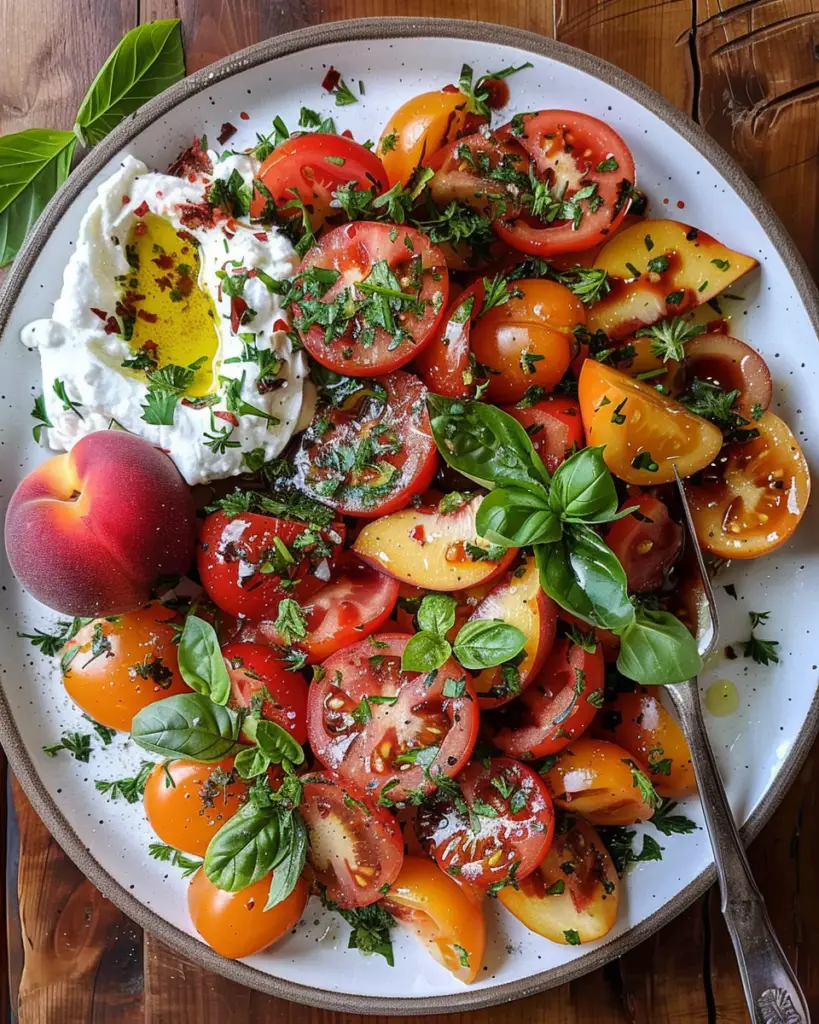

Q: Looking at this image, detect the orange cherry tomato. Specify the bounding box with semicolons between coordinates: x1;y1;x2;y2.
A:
188;869;308;959
470;279;584;403
578;359;723;484
382;856;486;983
685;411;810;559
377;90;469;186
593;690;695;799
502;395;586;473
61;601;189;731
540;737;657;826
143;758;248;858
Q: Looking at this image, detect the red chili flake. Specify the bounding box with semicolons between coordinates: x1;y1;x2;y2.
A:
134;222;147;236
662;197;670;205
143;341;158;357
253;232;269;242
217;122;237;145
155;276;172;291
178;202;213;229
247;268;257;278
273;318;288;333
156;190;163;198
177;275;194;298
137;310;158;324
157;447;171;454
188;173;197;183
230;296;248;333
121;195;130;205
222;226;235;240
341;128;354;139
133;200;149;217
240;111;250;121
409;524;426;543
90;307;108;321
322;66;341;92
104;317;120;335
168;137;213;179
215;410;240;427
152;253;174;270
676;200;685;209
441;83;460;93
123;291;146;303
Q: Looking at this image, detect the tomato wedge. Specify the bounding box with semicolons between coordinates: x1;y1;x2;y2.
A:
222;641;309;743
414;279;484;398
301;770;404;908
604;493;683;592
307;633;479;804
293;370;437;517
377;89;471;186
502;395;586;473
293;222;448;376
417;757;554;890
427;131;527;215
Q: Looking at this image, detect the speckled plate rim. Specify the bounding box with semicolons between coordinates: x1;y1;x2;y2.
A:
0;16;818;1015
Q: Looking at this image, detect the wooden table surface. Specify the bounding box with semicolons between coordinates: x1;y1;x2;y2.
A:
2;1;819;1020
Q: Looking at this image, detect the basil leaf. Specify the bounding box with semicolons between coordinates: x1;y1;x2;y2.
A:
255;720;305;766
265;811;307;909
0;129;76;266
617;607;703;685
564;525;635;631
401;632;452;673
549;446;622;523
427;394;550;491
131;693;243;761
177;615;231;705
234;744;271;780
417;594;457;636
74;20;185;146
536;540;598;626
476;487;562;546
453;619;526;669
204;801;285;891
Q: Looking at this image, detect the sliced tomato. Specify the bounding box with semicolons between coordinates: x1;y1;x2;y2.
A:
492;638;604;759
293;370;437;517
685;410;810;558
197;511;344;619
683;333;772;419
300;770;403;908
604;493;683;593
222;641;309;744
502;395;585;473
494;111;636;256
417;757;554;890
558;610;621;664
257;552;399;662
293;222;448;376
250;133;387;230
414;280;484;398
377;89;470;186
307;633;478;804
427;131;527;214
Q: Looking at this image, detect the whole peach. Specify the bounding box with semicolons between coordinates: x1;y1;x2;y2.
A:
5;431;197;616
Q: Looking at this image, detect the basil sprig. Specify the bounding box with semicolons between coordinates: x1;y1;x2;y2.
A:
401;593;526;673
177;615;231;705
427;395;703;685
235;719;305;780
131;692;244;761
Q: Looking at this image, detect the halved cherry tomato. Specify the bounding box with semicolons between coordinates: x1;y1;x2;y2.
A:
578;360;723;484
300;770;403;908
593;690;695;799
502;395;585;472
683;333;772;419
307;633;478;804
604;493;683;593
685;411;810;558
540;737;657;826
492;638;604;759
257;553;399;663
292;371;437;517
498;816;619;944
294;222;449;376
382;856;486;983
377;89;471;186
417;757;554;890
494;111;636;256
61;602;189;732
470;279;583;403
143;757;247;857
250;133;388;230
188;868;308;959
221;641;308;744
466;556;557;709
414;280;484;398
427;131;527;215
197;510;344;619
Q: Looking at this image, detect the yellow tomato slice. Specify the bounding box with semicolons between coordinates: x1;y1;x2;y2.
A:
377;90;468;186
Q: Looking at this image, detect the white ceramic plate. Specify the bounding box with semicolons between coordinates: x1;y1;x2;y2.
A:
1;18;817;1015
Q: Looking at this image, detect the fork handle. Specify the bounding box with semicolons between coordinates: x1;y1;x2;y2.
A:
666;681;810;1024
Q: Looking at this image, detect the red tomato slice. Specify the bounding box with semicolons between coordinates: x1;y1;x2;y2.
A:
257;552;399;662
293;370;437;517
300;770;404;908
427;131;527;215
222;641;308;744
250;133;387;229
293;222;449;376
307;633;478;804
502;396;586;473
414;279;485;398
494;111;636;256
416;757;554;890
604;493;683;592
197;511;345;619
492;638;605;759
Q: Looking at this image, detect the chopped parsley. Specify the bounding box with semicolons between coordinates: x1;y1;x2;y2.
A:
634;317;705;363
741;611;780;666
95;761;154;803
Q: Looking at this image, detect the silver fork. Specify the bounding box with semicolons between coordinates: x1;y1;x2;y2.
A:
664;466;810;1023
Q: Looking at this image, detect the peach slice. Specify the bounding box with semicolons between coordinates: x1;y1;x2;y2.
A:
465;555;557;709
588;218;757;339
353;494;517;591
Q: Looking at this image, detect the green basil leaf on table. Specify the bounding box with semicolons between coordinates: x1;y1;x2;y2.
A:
401;631;452;673
234;744;271;780
131;693;244;761
0;130;76;267
265;811;308;909
204;800;289;891
453;619;527;670
177;614;231;705
426;394;550;491
255;719;305;766
549;446;632;523
74;20;185;147
417;594;457;637
476;487;562;546
617;606;703;685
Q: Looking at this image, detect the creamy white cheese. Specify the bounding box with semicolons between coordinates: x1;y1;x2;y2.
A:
23;152;315;485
